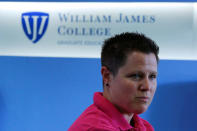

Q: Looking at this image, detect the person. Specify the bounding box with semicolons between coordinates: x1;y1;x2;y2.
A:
68;32;159;131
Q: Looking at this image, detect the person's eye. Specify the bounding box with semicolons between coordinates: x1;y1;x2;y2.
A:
130;74;142;80
149;74;157;80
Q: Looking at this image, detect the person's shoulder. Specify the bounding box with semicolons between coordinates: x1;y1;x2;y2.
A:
80;104;111;120
86;126;118;131
68;104;117;131
69;125;117;131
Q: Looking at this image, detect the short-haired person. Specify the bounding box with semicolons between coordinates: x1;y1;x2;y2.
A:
69;32;159;131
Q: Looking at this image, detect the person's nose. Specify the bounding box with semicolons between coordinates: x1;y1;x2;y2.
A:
139;77;151;91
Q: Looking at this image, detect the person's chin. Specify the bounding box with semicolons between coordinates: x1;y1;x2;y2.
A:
133;105;148;114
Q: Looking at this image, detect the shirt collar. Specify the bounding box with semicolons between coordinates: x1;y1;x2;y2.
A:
93;92;133;130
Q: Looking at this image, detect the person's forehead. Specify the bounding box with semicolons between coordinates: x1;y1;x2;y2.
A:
124;51;157;67
126;51;156;60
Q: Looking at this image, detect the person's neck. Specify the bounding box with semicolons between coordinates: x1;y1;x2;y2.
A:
103;91;134;124
123;113;134;124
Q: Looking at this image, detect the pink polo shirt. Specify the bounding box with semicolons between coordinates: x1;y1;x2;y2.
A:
68;92;154;131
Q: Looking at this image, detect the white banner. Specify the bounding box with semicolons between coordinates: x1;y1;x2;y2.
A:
0;2;196;60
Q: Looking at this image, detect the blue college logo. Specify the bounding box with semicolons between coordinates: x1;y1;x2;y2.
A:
22;12;49;43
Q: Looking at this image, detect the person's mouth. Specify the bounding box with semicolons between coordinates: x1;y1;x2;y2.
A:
135;96;149;103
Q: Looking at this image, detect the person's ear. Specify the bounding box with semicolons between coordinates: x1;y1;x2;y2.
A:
101;66;111;87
